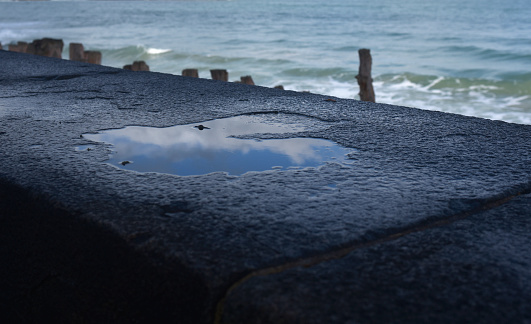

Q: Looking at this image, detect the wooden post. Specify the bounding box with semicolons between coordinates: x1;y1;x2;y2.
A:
0;42;2;50
182;69;199;78
132;61;149;71
26;43;35;55
31;38;64;58
240;76;255;85
8;42;28;53
69;43;85;62
85;51;102;65
210;69;228;81
356;49;375;102
124;61;149;71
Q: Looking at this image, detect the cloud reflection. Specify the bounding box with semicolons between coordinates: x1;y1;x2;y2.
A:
84;115;352;176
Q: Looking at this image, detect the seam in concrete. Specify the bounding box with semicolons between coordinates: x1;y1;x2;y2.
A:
238;110;342;123
213;188;531;324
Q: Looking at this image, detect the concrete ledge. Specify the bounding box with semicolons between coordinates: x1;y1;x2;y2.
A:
1;50;530;323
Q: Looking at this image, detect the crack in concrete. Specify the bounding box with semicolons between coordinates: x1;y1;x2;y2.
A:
239;110;343;123
213;187;531;324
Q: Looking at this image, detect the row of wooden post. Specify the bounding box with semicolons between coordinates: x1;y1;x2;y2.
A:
3;38;102;64
180;50;375;102
2;38;148;71
183;68;256;86
4;38;65;60
69;43;102;65
1;39;375;102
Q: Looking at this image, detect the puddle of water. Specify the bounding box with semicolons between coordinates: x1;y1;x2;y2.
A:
75;145;95;152
83;114;354;176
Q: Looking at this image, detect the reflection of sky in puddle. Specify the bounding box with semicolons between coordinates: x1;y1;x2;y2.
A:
83;115;353;176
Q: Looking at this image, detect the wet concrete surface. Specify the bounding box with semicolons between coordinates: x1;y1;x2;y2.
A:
1;50;530;323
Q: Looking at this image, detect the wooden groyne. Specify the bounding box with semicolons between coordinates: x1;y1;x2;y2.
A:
3;38;375;100
123;61;150;72
69;43;102;65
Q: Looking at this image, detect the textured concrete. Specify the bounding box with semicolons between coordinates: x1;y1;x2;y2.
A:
222;193;531;323
1;50;530;323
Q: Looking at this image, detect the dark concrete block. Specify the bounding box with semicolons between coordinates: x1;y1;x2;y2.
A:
0;50;530;323
221;193;531;323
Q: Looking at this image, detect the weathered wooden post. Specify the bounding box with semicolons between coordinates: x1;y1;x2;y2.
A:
182;69;199;78
85;51;102;65
240;76;255;85
210;69;228;81
31;38;64;58
25;43;36;55
124;61;149;71
0;42;2;50
8;41;28;53
69;43;86;62
132;61;149;71
356;48;375;102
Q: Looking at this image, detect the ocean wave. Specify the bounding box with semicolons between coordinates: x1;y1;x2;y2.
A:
146;48;172;55
438;45;531;63
68;42;531;125
0;22;43;44
271;70;531;125
100;45;173;62
280;67;352;79
373;73;531;125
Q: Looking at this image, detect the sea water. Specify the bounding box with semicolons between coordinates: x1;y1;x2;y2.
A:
1;0;530;125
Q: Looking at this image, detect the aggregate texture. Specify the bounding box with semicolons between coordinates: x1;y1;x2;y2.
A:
1;50;530;323
222;193;531;323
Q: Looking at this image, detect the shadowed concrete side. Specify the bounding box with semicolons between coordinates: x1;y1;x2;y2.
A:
0;179;208;324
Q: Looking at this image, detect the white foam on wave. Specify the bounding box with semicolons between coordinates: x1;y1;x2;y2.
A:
423;76;445;90
373;77;531;125
266;75;530;125
274;77;358;100
504;95;529;107
260;71;531;124
146;48;172;55
0;22;43;44
468;85;500;91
